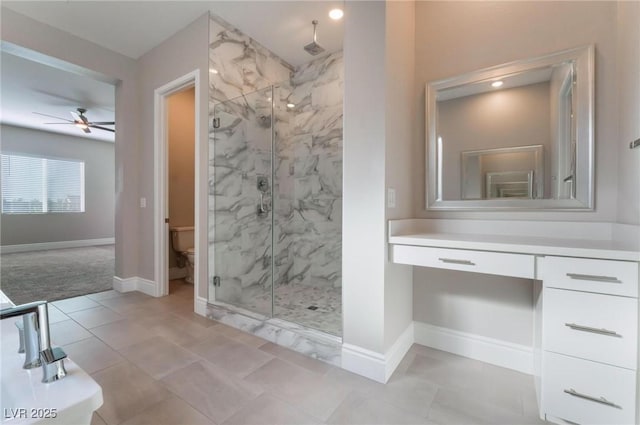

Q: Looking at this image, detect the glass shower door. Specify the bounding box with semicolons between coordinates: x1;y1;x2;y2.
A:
210;87;273;317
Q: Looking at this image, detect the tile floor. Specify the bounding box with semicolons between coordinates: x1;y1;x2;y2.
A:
42;280;546;425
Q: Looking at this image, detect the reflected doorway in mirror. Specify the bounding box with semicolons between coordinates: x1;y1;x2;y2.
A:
486;171;534;199
460;145;543;200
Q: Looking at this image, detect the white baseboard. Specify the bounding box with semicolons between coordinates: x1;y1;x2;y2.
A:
195;296;208;316
113;276;204;310
136;277;157;297
169;267;188;280
342;343;387;383
112;276;137;292
413;321;533;375
112;276;158;297
385;322;415;381
342;322;415;383
1;238;115;254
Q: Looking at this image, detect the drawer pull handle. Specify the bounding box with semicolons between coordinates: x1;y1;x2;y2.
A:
566;273;621;283
564;323;621;337
564;388;621;409
439;258;475;266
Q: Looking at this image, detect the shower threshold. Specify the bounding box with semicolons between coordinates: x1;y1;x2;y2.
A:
206;301;342;367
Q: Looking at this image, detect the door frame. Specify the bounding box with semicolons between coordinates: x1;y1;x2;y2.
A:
153;70;201;298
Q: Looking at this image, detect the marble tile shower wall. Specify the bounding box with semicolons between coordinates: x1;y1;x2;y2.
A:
208;15;292;103
208;15;343;330
208;15;292;312
278;52;343;292
210;91;275;315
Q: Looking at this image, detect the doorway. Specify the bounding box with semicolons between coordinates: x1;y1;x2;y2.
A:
153;70;201;301
0;48;117;304
167;88;195;292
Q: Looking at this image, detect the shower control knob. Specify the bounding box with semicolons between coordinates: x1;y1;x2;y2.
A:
257;176;269;193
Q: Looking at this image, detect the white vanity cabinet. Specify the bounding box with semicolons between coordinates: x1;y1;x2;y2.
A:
539;257;639;425
388;219;640;425
392;245;534;279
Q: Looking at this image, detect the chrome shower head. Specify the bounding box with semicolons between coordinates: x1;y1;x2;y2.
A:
304;20;325;56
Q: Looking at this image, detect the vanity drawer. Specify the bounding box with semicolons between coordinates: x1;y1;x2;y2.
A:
391;245;534;279
543;351;637;425
542;256;638;297
543;288;638;369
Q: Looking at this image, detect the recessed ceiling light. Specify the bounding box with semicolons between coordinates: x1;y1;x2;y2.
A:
491;80;504;88
329;8;344;20
209;68;219;74
287;103;295;108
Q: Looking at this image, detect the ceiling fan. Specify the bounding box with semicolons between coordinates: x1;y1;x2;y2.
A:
34;108;115;134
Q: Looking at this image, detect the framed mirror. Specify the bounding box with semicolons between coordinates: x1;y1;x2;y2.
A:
426;45;594;210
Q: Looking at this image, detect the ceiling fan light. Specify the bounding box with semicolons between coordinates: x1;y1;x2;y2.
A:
75;123;89;129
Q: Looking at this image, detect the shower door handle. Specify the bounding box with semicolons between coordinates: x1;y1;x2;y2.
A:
257;192;270;217
256;176;270;218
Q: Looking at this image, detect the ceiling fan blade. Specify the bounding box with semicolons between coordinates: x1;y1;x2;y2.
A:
70;111;82;122
33;112;73;122
87;121;116;125
43;122;76;125
81;126;91;134
88;125;115;133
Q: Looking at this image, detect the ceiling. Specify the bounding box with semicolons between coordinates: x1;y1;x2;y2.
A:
1;1;345;66
438;67;554;101
1;51;116;142
210;1;344;66
0;1;344;142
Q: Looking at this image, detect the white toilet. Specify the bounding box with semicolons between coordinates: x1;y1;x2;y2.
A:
170;226;195;284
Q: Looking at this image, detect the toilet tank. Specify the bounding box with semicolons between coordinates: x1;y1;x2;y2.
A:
170;226;194;252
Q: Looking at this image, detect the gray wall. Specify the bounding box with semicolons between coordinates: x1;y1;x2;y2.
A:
414;1;618;222
412;1;619;346
438;82;551;200
1;124;114;245
616;1;640;225
383;0;415;352
136;13;209;299
342;0;388;353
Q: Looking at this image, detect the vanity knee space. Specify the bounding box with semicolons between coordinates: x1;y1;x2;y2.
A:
388;219;640;424
538;256;639;425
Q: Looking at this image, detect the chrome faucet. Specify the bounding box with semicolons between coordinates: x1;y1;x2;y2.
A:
0;301;68;383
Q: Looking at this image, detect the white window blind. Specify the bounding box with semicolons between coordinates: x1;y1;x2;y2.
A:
1;154;85;214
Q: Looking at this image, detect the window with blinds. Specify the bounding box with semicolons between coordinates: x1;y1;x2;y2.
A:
1;154;85;214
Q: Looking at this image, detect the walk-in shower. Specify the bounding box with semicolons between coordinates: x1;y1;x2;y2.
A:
207;14;344;337
210;79;342;336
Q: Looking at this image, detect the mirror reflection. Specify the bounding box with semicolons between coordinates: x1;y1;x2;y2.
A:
427;46;594;210
460;145;543;200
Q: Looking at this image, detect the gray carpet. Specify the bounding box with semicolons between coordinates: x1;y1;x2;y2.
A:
0;245;114;305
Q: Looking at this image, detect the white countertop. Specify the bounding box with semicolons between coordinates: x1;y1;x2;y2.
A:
388;219;640;262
